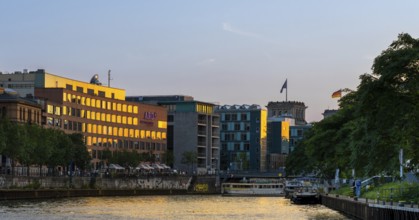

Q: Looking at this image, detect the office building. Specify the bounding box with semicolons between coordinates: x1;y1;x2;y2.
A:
0;70;168;169
127;95;219;175
215;104;267;172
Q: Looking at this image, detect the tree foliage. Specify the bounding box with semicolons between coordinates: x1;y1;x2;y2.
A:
286;33;419;178
0;119;91;175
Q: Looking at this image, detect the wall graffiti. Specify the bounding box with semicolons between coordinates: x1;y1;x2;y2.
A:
194;183;208;192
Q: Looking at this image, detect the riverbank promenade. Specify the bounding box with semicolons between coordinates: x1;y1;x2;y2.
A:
322;194;419;220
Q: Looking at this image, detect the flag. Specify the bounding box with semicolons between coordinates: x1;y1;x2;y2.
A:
280;79;287;93
332;89;342;98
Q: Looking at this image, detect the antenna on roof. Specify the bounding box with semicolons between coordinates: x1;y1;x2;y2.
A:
108;70;113;87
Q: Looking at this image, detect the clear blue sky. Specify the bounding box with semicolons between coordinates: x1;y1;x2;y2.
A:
1;1;418;121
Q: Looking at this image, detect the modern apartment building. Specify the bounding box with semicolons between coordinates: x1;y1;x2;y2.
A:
0;70;168;169
126;95;220;175
215;104;267;172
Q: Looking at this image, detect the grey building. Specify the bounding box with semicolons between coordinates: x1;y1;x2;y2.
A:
215;104;267;172
266;101;307;125
126;95;220;175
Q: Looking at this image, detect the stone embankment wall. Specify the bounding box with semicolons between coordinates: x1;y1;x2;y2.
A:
0;175;191;190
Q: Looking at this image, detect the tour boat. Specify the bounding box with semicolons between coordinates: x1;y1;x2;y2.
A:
222;179;285;196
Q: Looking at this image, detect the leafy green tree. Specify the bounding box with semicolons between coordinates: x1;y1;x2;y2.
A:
69;133;91;172
287;33;418;178
181;150;197;174
351;33;419;176
161;150;174;167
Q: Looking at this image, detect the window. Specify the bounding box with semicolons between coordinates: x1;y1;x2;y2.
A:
232;114;237;121
76;86;83;93
241;113;248;121
98;91;105;97
66;84;73;90
47;105;54;114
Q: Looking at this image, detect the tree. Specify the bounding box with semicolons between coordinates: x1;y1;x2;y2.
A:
69;133;91;172
286;33;419;178
181;150;197;174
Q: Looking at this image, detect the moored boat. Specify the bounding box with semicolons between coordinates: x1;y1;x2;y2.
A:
290;182;320;204
222;178;285;196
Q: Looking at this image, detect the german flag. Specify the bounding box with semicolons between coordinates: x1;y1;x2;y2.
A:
332;90;342;98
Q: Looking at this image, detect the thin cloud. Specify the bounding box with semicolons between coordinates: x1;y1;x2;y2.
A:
222;22;280;45
222;22;261;38
196;58;216;66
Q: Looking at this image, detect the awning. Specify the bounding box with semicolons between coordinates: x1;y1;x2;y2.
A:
109;164;125;170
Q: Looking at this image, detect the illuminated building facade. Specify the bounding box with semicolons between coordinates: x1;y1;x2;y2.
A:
215;104;267;172
266;116;294;171
0;70;168;169
126;96;220;175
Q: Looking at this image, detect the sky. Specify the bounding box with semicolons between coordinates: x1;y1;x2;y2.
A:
1;1;419;122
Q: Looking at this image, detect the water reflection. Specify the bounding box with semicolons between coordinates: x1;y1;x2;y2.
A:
0;195;350;220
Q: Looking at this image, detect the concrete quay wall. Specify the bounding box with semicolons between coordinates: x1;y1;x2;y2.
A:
321;194;419;220
0;175;191;190
0;175;219;200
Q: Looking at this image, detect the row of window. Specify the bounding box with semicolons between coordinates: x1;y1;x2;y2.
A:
221;132;250;141
221;112;250;121
196;104;213;114
46;117;166;140
3;83;34;89
19;107;41;124
221;142;252;151
63;92;139;113
221;122;252;131
47;104;145;126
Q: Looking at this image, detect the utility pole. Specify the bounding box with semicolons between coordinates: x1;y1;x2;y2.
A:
108;70;112;87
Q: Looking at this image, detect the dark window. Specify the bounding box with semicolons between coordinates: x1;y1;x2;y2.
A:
66;84;73;90
231;114;237;121
225;114;231;121
241;113;248;121
234;123;241;131
222;123;227;130
76;86;83;93
98;91;105;97
168;115;174;122
87;89;94;95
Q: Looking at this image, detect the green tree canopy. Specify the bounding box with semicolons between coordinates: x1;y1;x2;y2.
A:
286;33;419;178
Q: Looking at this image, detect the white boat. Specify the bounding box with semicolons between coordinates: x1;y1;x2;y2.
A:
222;179;285;196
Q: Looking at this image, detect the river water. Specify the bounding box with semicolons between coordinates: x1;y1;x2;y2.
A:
0;195;350;220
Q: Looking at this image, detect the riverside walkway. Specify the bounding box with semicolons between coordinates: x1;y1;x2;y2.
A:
322;194;419;220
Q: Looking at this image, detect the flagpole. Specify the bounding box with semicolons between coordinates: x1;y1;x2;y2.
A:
286;79;288;101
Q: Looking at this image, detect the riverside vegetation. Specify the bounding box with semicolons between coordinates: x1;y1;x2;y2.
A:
286;33;419;179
